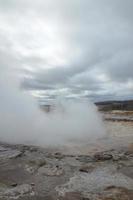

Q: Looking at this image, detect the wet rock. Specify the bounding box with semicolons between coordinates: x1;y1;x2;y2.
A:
76;156;93;163
25;158;46;174
79;164;94;173
10;183;18;187
117;160;127;169
0;184;35;199
59;192;84;200
20;145;31;151
29;147;39;152
18;145;40;155
1;142;133;199
100;186;133;200
112;154;121;161
54;152;65;159
0;148;23;160
14;151;24;158
82;186;133;200
94;152;113;161
119;166;133;179
29;158;46;167
56;165;133;196
38;165;64;176
0;164;30;186
25;164;36;174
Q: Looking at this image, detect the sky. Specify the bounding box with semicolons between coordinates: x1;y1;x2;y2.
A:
0;0;133;103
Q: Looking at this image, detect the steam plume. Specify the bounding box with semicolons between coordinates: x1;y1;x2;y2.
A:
0;67;105;146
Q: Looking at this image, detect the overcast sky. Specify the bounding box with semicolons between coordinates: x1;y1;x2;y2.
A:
0;0;133;103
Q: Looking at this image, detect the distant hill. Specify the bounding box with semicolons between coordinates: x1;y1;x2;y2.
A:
95;100;133;111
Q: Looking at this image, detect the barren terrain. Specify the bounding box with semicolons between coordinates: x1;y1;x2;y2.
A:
0;111;133;200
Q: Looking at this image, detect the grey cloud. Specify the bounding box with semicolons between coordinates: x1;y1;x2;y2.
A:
21;78;54;91
0;0;133;101
108;51;133;81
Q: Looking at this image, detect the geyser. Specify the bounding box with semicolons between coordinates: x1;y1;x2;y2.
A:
0;67;105;147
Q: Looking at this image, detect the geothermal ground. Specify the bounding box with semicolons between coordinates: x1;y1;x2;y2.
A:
0;111;133;200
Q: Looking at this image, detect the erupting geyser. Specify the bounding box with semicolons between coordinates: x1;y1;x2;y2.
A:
0;67;105;147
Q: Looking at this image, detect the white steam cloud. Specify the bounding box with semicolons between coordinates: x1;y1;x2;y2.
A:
0;67;105;147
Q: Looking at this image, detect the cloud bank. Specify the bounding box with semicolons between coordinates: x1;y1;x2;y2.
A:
0;0;133;102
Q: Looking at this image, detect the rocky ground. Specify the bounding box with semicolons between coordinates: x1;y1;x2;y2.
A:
0;111;133;200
